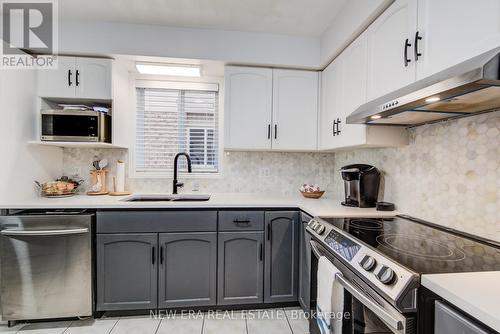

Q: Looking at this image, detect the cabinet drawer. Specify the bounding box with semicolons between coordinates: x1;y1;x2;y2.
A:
218;211;264;231
97;210;217;233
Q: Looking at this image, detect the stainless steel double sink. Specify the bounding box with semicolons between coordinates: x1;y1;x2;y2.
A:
122;194;211;202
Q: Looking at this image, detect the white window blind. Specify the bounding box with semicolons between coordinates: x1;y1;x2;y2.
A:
135;84;219;175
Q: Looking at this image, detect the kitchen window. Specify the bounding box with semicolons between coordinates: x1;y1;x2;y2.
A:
134;80;220;176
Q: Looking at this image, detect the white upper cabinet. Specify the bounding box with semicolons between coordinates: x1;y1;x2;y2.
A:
37;56;112;100
75;58;113;100
319;57;343;150
224;66;319;151
336;33;368;148
416;0;500;80
224;66;273;150
319;32;409;151
272;69;318;151
366;0;500;100
366;0;418;101
37;56;76;98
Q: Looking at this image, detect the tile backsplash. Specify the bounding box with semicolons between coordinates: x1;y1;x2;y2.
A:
63;110;500;242
62;150;336;196
334;110;500;242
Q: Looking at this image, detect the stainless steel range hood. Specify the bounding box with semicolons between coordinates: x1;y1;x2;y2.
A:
347;47;500;126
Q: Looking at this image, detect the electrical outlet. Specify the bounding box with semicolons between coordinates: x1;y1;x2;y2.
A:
71;167;82;176
259;168;271;178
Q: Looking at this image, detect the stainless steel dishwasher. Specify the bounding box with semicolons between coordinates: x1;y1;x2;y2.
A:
0;209;93;322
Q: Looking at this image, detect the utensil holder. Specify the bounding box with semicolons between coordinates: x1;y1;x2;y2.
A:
89;170;108;193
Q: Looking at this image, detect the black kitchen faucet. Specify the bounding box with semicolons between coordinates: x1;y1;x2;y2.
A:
172;152;192;194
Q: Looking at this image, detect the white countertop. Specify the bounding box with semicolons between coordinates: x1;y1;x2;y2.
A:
0;193;397;218
422;272;500;332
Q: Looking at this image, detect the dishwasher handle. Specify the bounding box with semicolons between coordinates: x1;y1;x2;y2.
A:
1;228;89;236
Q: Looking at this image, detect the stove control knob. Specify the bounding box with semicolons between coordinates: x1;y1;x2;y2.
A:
315;224;326;235
376;266;396;285
359;255;377;271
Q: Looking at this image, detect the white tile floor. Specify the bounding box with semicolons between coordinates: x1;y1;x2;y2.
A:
0;308;309;334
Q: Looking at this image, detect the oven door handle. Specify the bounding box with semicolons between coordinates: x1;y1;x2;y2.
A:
335;273;403;331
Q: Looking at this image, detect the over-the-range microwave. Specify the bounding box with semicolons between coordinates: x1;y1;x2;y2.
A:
41;110;111;143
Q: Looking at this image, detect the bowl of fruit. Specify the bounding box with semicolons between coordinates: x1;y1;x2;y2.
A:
299;184;325;199
35;176;83;198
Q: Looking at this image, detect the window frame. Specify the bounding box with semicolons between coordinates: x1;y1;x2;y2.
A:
129;77;224;179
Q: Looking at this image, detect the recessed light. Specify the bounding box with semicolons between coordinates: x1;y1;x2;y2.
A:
371;115;382;120
425;96;440;103
135;62;201;77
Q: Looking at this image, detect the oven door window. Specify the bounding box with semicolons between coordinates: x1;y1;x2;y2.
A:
347;292;394;334
42;114;98;137
314;279;402;334
318;285;399;334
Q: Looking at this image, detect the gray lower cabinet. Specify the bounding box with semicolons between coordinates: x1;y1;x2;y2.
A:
218;232;264;305
96;234;158;311
96;209;302;310
158;232;217;308
299;213;312;311
264;211;300;303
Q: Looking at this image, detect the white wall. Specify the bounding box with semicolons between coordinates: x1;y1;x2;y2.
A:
56;5;395;70
320;0;393;67
59;20;321;69
0;64;62;202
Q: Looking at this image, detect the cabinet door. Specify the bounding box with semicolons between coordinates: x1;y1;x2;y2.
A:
218;232;264;305
37;56;75;98
366;0;418;101
158;232;217;308
224;66;273;150
272;69;318;151
96;234;157;311
416;0;500;80
319;58;343;150
337;33;368;148
264;211;299;303
298;214;312;312
75;58;112;100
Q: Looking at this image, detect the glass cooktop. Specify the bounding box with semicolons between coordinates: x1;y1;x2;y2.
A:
320;215;500;274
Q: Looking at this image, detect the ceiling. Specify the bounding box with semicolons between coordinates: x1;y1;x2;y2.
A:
59;0;348;37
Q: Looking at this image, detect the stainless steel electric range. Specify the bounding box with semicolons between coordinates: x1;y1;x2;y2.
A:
306;215;500;334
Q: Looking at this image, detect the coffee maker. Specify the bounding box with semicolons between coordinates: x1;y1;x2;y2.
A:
340;164;381;208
